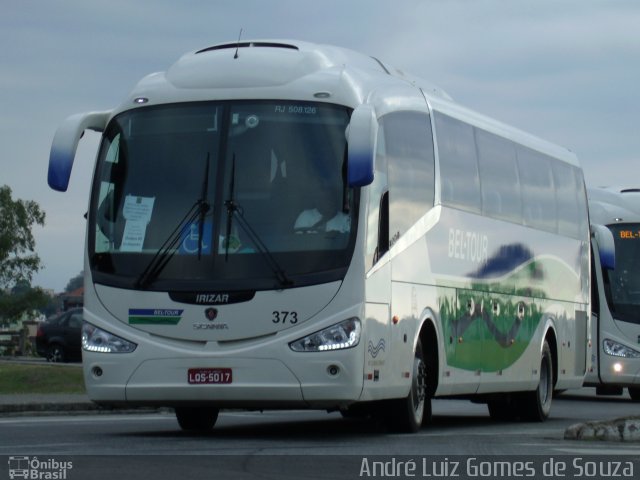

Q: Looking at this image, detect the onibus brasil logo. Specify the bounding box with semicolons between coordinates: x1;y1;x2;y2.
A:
8;456;73;479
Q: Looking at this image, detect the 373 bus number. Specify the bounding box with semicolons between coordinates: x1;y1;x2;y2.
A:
272;311;298;324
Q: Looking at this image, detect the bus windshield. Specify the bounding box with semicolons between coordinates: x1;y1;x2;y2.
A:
605;223;640;323
88;101;357;291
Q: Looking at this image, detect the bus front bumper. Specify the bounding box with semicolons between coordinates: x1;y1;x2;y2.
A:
597;355;640;387
83;353;364;410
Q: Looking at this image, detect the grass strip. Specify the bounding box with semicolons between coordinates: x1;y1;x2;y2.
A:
0;364;85;394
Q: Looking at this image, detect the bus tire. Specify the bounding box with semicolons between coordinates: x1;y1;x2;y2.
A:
386;339;429;433
628;387;640;402
175;407;219;432
519;340;553;421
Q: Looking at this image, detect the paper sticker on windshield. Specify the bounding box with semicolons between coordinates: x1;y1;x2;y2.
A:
123;195;155;222
121;196;155;252
179;220;212;255
121;221;148;252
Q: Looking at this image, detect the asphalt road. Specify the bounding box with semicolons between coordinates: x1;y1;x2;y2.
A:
1;390;638;480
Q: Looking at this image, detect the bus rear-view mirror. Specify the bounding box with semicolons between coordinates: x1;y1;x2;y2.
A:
592;224;616;270
48;111;111;192
346;104;377;187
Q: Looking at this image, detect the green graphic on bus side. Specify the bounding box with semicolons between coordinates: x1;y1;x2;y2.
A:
440;293;540;372
438;257;575;372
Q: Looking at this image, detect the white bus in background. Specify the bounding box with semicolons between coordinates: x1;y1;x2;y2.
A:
586;187;640;401
47;40;590;432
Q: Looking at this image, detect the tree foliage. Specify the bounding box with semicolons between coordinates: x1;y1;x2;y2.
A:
64;271;84;293
0;185;46;289
0;186;47;322
0;283;49;323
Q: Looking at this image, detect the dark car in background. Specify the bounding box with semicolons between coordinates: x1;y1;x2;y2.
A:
36;308;83;362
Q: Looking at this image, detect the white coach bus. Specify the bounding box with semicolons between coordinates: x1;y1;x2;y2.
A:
586;187;640;401
48;40;590;432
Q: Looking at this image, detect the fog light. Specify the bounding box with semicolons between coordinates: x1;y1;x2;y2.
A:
327;365;340;376
613;362;623;373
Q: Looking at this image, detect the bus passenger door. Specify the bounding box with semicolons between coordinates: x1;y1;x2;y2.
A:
362;124;392;399
363;298;391;398
364;245;392;399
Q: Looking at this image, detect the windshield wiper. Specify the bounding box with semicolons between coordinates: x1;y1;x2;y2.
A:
197;154;211;259
224;154;293;288
135;156;211;289
224;154;237;261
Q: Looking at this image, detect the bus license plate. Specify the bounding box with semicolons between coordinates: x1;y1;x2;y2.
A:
188;368;232;385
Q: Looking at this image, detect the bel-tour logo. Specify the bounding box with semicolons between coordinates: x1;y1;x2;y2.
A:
128;309;183;325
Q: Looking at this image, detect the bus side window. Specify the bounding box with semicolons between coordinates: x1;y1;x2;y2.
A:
434;113;481;213
552;161;581;239
384;111;435;240
476;128;522;224
517;146;558;234
574;168;590;240
365;124;388;269
375;191;390;263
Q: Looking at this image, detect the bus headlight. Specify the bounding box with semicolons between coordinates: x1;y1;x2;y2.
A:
603;339;640;358
289;318;361;352
82;322;137;354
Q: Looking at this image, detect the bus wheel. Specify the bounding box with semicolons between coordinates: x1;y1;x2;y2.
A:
629;387;640;402
386;339;429;433
175;407;219;432
519;340;553;421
